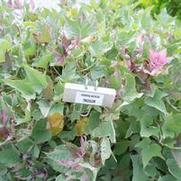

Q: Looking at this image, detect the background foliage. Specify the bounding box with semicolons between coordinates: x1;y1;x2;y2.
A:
0;0;181;180
138;0;181;19
135;0;181;19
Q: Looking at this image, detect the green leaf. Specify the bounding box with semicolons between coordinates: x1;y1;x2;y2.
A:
123;73;143;103
0;145;20;167
46;145;72;173
0;38;11;51
90;64;106;80
79;162;99;181
49;102;64;115
92;120;116;143
16;138;34;153
117;31;135;46
33;52;53;69
23;40;36;58
131;155;148;181
142;144;163;168
141;9;153;31
86;110;100;132
0;38;11;62
32;145;40;158
140;112;160;138
0;50;5;63
114;140;130;155
90;40;113;56
167;158;181;179
145;89;167;115
172;149;181;168
34;26;51;43
31;119;52;144
56;175;66;181
61;62;79;82
136;138;163;168
101;137;112;165
59;130;76;141
158;175;177;181
126;120;140;138
144;163;157;177
162;113;181;138
109;76;121;90
24;64;48;93
54;81;64;101
5;79;36;100
64;19;80;39
37;100;52;117
16;167;31;179
64;18;95;39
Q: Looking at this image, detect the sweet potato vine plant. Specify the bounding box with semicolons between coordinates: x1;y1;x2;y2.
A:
0;0;181;180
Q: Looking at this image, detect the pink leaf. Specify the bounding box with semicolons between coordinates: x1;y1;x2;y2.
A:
54;52;65;66
76;136;87;158
148;49;168;76
14;0;23;9
29;0;35;11
7;0;13;8
58;160;82;170
1;110;8;126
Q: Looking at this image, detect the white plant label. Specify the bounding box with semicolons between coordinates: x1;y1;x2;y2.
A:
63;83;116;108
75;91;104;106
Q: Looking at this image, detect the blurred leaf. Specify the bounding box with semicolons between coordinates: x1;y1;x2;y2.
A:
92;120;116;143
46;145;72;173
33;52;53;69
23;40;36;58
0;38;11;62
162;113;181;138
123;73;143;103
90;40;113;56
49;103;64;115
42;80;54;100
167;158;181;179
24;64;48;93
33;26;51;44
32;119;52;144
141;9;153;31
5;79;36;100
158;175;177;181
64;18;95;39
37;100;52;117
86;110;100;131
145;89;168;115
136;138;163;168
54;81;64;101
0;38;11;51
114;140;130;155
59;130;76;141
61;62;79;82
0;145;20;167
117;31;135;46
32;145;40;158
90;64;106;80
56;175;66;181
172;149;181;168
131;155;148;181
101;137;112;165
140;112;160;138
140;0;152;7
16;138;34;153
